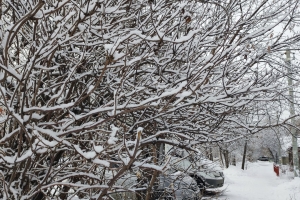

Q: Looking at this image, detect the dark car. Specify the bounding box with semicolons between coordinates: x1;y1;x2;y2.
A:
155;172;202;200
257;156;269;161
170;156;224;193
110;170;202;200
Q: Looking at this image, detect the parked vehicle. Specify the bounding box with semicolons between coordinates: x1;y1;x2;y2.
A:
109;168;202;199
170;156;224;192
166;145;224;192
194;158;225;190
257;156;269;161
155;171;202;199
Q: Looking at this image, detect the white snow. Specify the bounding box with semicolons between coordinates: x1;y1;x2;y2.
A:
93;158;110;167
93;144;104;153
108;124;119;145
53;16;63;22
34;11;43;18
107;136;118;145
216;161;300;200
137;127;143;133
133;162;165;171
74;145;96;159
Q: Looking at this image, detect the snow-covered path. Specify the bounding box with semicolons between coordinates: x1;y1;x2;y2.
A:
217;162;300;200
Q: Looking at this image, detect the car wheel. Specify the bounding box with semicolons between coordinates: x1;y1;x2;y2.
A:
200;188;204;196
192;175;205;189
152;190;163;199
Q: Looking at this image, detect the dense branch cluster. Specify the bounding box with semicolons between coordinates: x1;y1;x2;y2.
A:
0;0;300;199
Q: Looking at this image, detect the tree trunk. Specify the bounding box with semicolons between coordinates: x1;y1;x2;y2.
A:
242;140;247;170
209;147;213;161
145;145;159;200
232;155;236;166
219;148;224;167
223;150;229;168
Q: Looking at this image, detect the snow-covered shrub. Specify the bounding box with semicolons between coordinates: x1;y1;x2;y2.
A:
0;0;300;199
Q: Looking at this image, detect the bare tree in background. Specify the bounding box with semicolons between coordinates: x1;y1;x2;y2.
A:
1;0;300;199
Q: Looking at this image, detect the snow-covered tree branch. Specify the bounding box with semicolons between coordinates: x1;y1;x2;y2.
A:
1;0;300;199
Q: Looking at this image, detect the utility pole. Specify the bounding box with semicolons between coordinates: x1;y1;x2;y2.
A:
286;49;299;177
275;112;282;165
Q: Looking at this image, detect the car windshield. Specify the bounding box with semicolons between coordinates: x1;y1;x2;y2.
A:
170;157;194;171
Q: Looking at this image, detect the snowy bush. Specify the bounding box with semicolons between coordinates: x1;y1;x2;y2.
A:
0;0;300;199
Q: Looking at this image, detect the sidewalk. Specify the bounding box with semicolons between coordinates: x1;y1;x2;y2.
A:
215;162;300;200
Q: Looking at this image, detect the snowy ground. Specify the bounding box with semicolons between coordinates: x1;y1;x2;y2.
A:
208;161;300;200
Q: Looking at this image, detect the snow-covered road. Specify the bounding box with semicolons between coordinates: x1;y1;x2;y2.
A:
216;162;300;200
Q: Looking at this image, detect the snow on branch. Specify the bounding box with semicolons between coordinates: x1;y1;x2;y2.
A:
0;0;300;199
